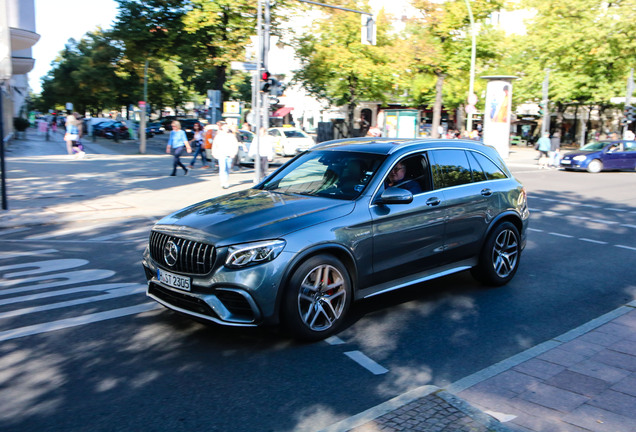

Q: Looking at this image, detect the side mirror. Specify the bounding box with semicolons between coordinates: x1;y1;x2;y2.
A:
377;187;413;205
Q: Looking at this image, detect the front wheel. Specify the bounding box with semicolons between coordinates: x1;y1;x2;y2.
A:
587;159;603;173
471;222;521;286
282;255;352;341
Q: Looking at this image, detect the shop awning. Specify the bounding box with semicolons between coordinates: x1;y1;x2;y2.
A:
272;107;293;118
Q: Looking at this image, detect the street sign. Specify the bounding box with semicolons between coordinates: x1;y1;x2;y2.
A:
231;61;258;72
468;93;478;106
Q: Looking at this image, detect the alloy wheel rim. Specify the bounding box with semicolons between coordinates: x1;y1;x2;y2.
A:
297;264;347;331
492;229;519;278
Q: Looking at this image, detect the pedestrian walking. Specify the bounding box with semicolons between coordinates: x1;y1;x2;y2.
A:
64;113;80;156
250;127;274;182
549;131;561;167
188;122;209;169
203;124;217;171
212;122;239;189
536;132;551;169
166;121;192;176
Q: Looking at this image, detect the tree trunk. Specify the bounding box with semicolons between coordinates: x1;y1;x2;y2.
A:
431;72;445;138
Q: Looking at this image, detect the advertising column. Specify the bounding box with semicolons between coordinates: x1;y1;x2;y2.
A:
481;75;517;159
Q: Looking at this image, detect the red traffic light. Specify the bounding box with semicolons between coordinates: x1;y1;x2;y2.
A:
261;71;270;81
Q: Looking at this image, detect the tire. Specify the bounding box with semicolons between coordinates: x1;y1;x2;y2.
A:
471;222;521;286
587;159;603;173
282;255;352;341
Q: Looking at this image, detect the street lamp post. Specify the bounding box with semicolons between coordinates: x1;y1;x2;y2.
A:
465;0;477;134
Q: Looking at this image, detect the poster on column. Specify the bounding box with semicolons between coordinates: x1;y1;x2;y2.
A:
482;77;515;159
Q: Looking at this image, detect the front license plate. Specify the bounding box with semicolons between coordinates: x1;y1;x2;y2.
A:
157;268;191;291
561;160;571;165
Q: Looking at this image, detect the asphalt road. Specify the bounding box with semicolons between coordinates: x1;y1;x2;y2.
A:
1;139;635;431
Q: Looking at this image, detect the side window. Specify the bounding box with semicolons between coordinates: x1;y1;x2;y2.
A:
430;149;473;189
469;151;508;180
383;154;432;195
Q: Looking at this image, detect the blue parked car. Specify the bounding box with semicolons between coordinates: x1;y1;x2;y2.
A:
560;140;636;173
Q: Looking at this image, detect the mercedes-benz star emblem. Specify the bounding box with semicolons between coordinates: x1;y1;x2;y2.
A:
163;241;179;267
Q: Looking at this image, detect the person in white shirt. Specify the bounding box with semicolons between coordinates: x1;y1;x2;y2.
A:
212;122;239;189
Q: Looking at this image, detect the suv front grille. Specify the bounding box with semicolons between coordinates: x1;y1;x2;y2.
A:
149;231;215;275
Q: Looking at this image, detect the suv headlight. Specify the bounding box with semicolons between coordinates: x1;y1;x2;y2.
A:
573;155;587;161
225;240;286;268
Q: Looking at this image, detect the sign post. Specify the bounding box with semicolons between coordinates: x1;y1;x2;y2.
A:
0;0;12;210
139;101;146;154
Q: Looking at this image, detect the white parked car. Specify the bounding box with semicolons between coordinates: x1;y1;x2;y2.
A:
268;127;315;156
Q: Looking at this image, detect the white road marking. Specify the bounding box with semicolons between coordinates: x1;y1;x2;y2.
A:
621;224;636;229
0;285;146;318
344;351;389;375
325;336;345;345
0;303;159;342
0;259;88;278
548;232;573;238
89;226;151;241
0;269;115;296
0;227;30;236
0;249;58;260
580;238;608;245
615;245;636;252
0;283;140;306
528;228;543;232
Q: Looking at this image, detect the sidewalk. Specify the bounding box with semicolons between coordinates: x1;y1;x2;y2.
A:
3;130;636;432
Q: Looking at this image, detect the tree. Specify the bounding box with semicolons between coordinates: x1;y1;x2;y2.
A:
402;0;504;135
504;0;636;136
294;3;397;136
38;32;127;114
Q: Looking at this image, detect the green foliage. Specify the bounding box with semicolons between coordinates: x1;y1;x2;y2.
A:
293;2;396;115
509;0;636;107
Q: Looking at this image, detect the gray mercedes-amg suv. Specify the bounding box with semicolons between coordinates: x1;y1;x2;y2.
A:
142;138;529;340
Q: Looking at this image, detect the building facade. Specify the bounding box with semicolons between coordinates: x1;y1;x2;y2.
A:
1;0;39;140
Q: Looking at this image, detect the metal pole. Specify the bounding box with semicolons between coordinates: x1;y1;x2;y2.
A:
139;59;149;154
623;68;633;137
253;0;262;183
465;0;476;134
0;86;7;210
541;69;550;135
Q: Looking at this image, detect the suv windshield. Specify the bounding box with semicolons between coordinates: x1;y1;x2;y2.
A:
260;150;385;200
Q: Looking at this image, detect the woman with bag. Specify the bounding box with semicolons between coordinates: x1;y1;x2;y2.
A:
166;121;192;176
188;122;209;169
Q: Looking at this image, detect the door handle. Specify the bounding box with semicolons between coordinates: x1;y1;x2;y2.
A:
481;188;493;197
426;197;441;206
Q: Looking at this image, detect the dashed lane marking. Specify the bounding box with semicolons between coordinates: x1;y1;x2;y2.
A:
616;245;636;252
580;238;609;245
345;351;389;375
548;232;574;238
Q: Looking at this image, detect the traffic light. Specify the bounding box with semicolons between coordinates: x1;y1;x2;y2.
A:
261;71;271;93
624;105;635;123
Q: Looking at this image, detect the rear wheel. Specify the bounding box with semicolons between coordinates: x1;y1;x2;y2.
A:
587;159;603;173
471;222;521;286
282;255;352;341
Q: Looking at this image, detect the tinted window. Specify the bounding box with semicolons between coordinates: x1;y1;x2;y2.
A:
468;151;507;181
430;150;473;188
283;130;308;138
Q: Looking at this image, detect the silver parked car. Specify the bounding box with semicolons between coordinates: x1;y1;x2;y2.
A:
142;138;529;340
